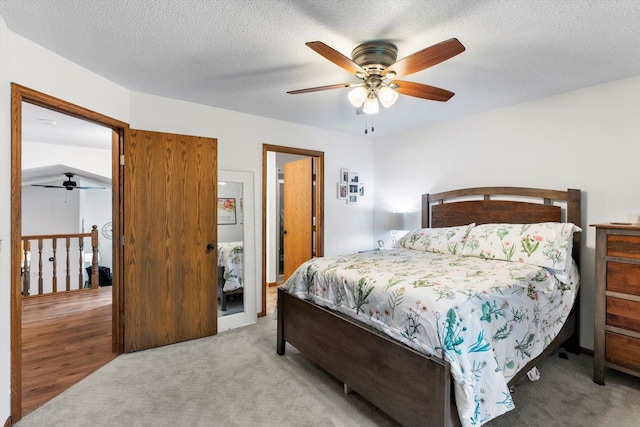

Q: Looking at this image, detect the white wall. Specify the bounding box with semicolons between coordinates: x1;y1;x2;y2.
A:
0;18;374;423
0;18;11;424
373;75;640;350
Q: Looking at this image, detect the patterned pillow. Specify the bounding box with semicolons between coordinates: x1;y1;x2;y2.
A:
395;224;475;255
460;222;581;274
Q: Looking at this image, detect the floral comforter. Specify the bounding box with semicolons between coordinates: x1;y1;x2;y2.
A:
217;241;244;291
283;248;579;427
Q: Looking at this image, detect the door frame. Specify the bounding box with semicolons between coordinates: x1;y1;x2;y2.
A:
261;144;324;316
10;84;127;421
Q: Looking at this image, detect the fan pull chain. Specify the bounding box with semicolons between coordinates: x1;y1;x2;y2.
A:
363;117;376;134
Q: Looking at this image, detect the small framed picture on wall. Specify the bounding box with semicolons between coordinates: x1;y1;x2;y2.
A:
349;172;359;183
340;168;349;183
337;183;348;199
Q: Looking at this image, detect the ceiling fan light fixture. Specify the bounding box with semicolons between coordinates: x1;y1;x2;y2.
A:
378;86;399;108
348;86;368;108
362;95;380;115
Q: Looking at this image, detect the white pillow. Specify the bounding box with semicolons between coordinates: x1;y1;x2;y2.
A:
395;224;475;255
461;222;581;278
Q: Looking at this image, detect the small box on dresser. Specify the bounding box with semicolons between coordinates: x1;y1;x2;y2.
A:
592;223;640;385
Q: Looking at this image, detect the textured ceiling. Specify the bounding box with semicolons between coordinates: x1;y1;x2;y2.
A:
1;0;639;137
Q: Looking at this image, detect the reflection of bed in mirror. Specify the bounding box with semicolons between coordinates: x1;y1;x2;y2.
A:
217;241;243;311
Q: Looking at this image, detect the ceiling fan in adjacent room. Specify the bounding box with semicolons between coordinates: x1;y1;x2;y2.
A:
288;38;465;114
31;172;106;191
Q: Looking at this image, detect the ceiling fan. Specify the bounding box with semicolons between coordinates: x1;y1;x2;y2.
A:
288;38;465;114
31;172;106;191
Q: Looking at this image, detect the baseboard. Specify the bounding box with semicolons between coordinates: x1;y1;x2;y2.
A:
4;415;11;427
580;346;594;357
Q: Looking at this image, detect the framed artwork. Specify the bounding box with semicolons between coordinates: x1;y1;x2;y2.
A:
349;172;359;183
340;168;349;183
337;183;348;199
358;184;365;197
217;198;237;225
349;183;359;194
348;195;358;204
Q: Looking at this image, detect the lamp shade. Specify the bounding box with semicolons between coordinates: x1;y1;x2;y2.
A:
378;86;398;108
363;96;380;114
348;87;367;108
387;212;406;230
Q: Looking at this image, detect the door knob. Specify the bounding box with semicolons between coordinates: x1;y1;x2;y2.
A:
206;243;215;251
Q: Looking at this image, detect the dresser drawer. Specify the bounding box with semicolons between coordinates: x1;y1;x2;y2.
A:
606;332;640;371
607;234;640;259
607;297;640;333
607;262;640;296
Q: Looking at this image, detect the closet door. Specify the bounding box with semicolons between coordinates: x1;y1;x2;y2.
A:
282;157;313;280
124;129;217;352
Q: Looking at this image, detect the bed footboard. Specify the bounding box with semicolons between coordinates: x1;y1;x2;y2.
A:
277;288;460;427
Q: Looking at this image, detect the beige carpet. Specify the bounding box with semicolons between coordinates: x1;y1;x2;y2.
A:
15;316;640;427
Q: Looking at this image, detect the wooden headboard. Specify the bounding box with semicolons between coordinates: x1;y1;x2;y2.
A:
421;187;582;266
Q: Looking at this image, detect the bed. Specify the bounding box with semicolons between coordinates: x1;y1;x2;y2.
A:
217;241;244;311
277;187;581;427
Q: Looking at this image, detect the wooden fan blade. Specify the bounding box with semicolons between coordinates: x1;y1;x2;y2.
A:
306;41;367;76
287;83;352;94
384;38;465;79
391;80;455;102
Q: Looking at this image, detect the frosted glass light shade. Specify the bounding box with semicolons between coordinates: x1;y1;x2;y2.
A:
378;86;398;108
348;87;368;107
362;96;379;114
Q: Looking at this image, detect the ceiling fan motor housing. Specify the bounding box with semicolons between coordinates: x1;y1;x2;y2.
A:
351;41;398;75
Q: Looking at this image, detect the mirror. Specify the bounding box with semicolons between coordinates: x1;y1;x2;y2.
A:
217;170;256;331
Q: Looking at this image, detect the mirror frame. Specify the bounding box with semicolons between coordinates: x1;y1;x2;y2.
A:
217;170;257;331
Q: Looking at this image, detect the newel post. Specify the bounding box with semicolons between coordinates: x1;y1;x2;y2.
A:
90;225;99;289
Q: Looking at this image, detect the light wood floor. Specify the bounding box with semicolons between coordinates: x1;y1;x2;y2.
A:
266;283;279;314
22;287;116;416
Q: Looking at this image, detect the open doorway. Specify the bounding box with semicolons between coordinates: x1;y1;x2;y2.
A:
261;144;324;316
20;103;114;415
11;84;127;422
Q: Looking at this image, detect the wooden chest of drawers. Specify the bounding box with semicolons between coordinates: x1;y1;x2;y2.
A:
592;223;640;384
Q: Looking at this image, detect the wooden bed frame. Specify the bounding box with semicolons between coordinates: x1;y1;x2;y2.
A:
277;187;581;427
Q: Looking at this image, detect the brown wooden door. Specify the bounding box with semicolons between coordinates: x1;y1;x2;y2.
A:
283;157;313;280
123;129;217;353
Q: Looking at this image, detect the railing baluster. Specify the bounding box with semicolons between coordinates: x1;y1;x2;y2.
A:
22;239;31;296
79;237;84;290
38;239;43;295
91;225;99;289
52;238;58;293
66;237;71;291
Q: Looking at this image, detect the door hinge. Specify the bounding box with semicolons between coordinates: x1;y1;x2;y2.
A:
120;155;125;166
